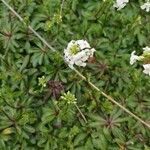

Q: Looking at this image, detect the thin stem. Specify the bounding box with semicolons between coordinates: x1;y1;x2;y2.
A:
1;0;150;130
1;0;56;52
74;69;150;129
74;103;87;123
1;109;15;122
60;0;65;16
28;25;56;51
71;67;86;80
100;91;150;129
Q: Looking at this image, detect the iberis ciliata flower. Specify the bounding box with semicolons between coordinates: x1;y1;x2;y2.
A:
64;40;95;68
141;1;150;12
113;0;129;10
130;46;150;76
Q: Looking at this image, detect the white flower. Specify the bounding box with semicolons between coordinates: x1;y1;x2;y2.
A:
141;2;150;12
113;0;129;10
76;40;90;50
130;51;140;65
143;64;150;76
143;46;150;54
64;40;96;68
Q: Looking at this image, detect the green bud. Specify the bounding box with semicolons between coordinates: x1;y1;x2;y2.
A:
53;13;62;24
61;91;77;104
38;76;47;87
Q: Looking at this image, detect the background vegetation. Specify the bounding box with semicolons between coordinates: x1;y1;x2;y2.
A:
0;0;150;149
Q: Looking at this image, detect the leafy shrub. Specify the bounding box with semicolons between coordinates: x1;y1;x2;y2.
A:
0;0;150;149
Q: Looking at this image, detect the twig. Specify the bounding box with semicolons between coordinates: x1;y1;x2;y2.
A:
60;0;65;16
74;103;87;123
73;67;150;129
1;0;56;52
1;0;150;130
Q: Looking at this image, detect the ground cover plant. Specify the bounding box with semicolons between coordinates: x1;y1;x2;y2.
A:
0;0;150;149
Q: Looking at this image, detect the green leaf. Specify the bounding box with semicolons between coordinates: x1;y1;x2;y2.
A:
24;125;35;133
20;55;30;72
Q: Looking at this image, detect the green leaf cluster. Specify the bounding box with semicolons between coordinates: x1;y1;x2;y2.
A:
0;0;150;149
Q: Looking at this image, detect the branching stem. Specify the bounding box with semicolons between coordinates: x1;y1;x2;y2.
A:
1;0;150;130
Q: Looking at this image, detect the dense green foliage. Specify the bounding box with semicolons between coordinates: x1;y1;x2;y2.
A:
0;0;150;149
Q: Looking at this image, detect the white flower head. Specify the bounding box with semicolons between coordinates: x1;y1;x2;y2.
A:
141;2;150;12
130;51;140;65
64;40;96;68
143;46;150;54
113;0;129;10
143;64;150;76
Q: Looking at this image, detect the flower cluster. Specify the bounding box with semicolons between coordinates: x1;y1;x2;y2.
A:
113;0;129;10
113;0;150;12
130;46;150;76
38;76;47;87
64;40;95;68
141;1;150;12
61;91;77;104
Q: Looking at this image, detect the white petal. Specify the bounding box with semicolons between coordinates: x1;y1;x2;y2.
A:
75;61;86;67
76;40;90;50
140;2;150;12
64;40;96;67
130;51;139;65
143;64;150;76
141;5;146;10
114;0;129;10
143;46;150;53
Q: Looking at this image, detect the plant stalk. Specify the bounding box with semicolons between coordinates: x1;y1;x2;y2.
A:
1;0;150;130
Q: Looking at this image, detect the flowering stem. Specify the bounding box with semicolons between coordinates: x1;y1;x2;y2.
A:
74;69;150;129
100;91;150;129
72;68;150;129
2;0;150;130
71;67;86;80
1;0;56;52
74;103;87;124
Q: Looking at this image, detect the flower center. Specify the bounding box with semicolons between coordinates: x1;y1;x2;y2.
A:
142;53;150;64
70;44;79;55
